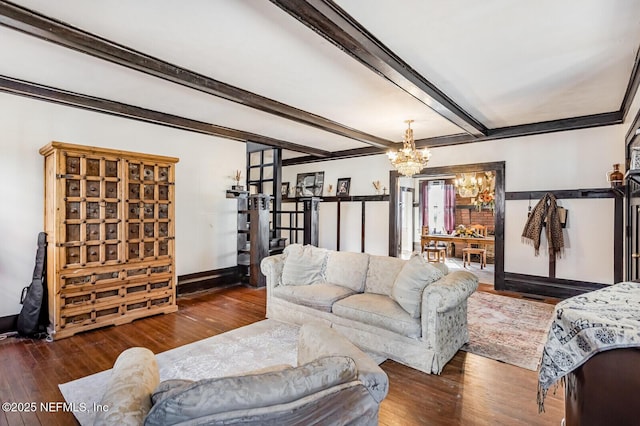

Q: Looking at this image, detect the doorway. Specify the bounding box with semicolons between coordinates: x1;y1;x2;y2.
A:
389;161;505;289
399;186;415;258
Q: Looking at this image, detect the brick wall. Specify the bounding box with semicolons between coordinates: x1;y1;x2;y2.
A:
454;207;495;233
453;196;495;261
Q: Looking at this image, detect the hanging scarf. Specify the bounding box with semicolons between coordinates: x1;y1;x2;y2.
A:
521;193;564;258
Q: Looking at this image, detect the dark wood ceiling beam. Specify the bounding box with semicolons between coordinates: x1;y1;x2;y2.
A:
0;75;331;157
620;45;640;122
270;0;488;137
0;0;394;149
283;111;621;165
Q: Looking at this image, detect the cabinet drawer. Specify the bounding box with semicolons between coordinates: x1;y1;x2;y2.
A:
59;262;173;291
60;267;121;290
124;276;173;298
124;293;174;314
59;285;121;310
59;302;122;330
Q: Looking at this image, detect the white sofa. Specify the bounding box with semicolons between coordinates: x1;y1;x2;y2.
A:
260;244;479;374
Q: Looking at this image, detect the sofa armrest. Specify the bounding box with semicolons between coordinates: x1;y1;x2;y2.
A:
297;323;389;404
260;254;285;291
422;270;478;314
94;347;159;426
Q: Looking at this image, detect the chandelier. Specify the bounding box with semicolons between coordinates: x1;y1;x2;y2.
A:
387;120;431;177
455;173;482;198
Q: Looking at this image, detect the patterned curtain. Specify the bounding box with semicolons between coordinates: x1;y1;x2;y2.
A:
444;184;456;234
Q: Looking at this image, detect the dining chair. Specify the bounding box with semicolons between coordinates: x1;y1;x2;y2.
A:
462;224;487;269
421;226;450;256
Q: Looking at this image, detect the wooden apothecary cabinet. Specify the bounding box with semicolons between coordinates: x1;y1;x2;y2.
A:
40;142;179;339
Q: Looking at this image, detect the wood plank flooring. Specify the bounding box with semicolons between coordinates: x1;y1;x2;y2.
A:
0;285;565;425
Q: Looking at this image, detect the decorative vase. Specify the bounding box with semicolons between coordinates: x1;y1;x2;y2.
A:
607;163;624;188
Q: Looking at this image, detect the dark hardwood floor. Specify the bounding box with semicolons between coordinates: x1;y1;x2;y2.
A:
0;285;564;425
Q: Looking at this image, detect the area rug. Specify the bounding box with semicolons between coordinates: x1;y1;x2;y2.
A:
461;291;555;371
59;319;299;425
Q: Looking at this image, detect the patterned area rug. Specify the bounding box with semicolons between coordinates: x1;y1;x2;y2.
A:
462;291;555;371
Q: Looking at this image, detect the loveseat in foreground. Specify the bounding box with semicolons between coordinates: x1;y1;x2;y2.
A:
261;244;479;374
94;323;388;425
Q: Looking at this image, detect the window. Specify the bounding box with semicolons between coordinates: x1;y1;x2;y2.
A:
427;180;445;233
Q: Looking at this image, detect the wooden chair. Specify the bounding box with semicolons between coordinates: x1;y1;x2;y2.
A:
462;224;487;269
424;246;447;263
421;226;450;257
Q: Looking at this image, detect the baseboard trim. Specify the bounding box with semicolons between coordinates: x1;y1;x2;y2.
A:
177;267;239;295
503;272;607;299
0;314;18;334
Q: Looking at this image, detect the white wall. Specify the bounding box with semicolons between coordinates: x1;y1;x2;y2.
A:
284;124;625;284
0;93;245;317
283;155;393;255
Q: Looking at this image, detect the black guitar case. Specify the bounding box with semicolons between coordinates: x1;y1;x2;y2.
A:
16;232;48;337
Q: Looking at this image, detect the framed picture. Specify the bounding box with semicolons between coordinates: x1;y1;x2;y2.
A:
632;147;640;170
336;177;351;197
281;182;290;197
295;172;324;197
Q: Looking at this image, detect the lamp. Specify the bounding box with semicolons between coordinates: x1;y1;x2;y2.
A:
387;120;431;177
455;173;482;198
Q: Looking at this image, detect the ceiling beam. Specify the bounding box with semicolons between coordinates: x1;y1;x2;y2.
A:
0;0;395;149
282;111;621;165
620;45;640;122
0;75;332;157
270;0;488;137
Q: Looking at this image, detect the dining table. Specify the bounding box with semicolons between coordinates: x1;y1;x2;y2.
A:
420;233;495;253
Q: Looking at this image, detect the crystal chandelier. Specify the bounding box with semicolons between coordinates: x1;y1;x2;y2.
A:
387;120;431;177
455;173;481;198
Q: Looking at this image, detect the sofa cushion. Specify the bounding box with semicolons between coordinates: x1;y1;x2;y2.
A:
332;294;422;339
94;347;159;426
144;356;357;426
364;255;405;295
298;323;389;404
272;283;355;312
324;251;370;292
391;254;444;318
281;244;327;286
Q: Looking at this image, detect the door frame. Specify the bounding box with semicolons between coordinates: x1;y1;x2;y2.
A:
389;161;506;289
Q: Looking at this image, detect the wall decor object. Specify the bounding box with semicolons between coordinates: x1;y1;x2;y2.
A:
631;147;640;170
231;169;243;190
326;184;334;196
336;177;351;196
281;182;290;197
372;180;382;194
606;164;624;188
295;172;324;197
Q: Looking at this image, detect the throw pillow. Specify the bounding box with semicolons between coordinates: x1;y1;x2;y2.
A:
324;251;370;292
391;254;444;318
151;379;193;405
281;244;327;286
144;356;357;426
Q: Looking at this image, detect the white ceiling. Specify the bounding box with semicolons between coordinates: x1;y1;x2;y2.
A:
2;0;640;158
